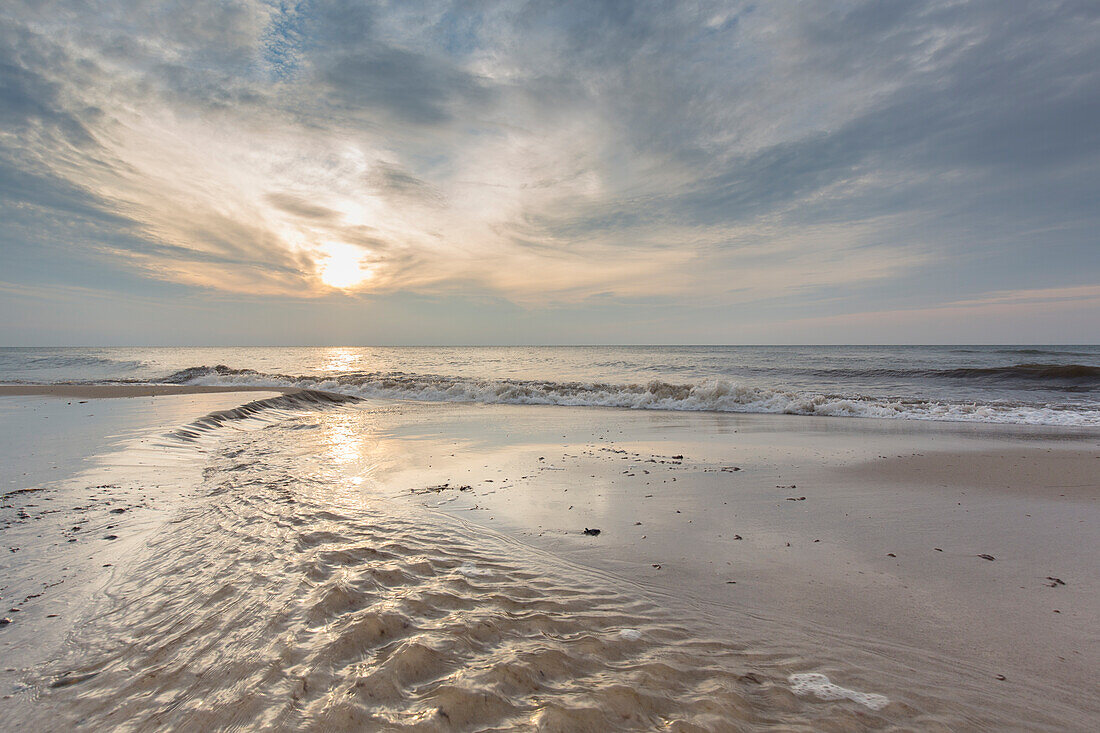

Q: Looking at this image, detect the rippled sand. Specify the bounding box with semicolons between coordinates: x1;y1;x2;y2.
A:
7;393;1097;730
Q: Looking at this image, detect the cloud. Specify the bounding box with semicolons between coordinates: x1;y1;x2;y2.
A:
778;283;1100;335
265;192;341;221
318;46;490;125
0;0;1097;331
947;284;1100;309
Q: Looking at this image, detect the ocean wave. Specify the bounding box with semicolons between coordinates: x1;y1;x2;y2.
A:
159;364;265;384
935;363;1100;382
0;353;146;372
776;362;1100;387
994;348;1097;357
155;365;1100;427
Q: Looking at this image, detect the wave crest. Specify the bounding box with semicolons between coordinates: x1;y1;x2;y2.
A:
149;366;1100;427
937;363;1100;382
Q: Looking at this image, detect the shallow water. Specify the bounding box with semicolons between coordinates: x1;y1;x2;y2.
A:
12;398;1093;731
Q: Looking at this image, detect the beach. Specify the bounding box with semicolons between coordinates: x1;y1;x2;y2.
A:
5;0;1100;726
2;383;1097;730
0;388;290;714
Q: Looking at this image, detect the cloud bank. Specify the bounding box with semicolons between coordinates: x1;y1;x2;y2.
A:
1;1;1098;342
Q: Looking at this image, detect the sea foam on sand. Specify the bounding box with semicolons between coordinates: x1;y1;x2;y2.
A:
789;673;889;710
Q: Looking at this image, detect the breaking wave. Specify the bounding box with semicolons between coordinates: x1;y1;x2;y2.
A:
772;363;1100;387
154;366;1100;427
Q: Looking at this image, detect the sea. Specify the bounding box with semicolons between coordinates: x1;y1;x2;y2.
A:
1;344;1098;426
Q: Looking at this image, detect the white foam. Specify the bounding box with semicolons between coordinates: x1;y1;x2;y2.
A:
175;369;1100;427
456;561;492;577
788;673;889;710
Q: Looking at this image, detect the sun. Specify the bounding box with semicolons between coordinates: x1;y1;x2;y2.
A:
318;243;373;289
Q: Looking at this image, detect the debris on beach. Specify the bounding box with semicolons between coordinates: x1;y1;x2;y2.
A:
1046;577;1066;587
786;496;806;501
977;554;996;561
410;483;472;494
583;527;601;536
49;671;99;688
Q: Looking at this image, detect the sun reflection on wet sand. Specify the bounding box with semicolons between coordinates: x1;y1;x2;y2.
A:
313;409;394;506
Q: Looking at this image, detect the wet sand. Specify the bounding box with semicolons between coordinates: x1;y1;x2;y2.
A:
2;387;1098;729
0;384;297;398
341;402;1100;728
0;388;287;719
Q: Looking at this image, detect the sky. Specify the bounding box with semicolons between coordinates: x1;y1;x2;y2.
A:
1;0;1098;345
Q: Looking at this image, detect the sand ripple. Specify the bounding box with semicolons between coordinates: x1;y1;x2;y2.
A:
24;417;956;731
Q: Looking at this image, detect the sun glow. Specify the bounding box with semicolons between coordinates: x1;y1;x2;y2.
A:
318;243;373;289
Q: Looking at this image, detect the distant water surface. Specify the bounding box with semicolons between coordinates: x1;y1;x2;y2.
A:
1;345;1098;426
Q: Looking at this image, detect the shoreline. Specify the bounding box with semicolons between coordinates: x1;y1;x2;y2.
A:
3;383;1100;437
0;384;299;398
